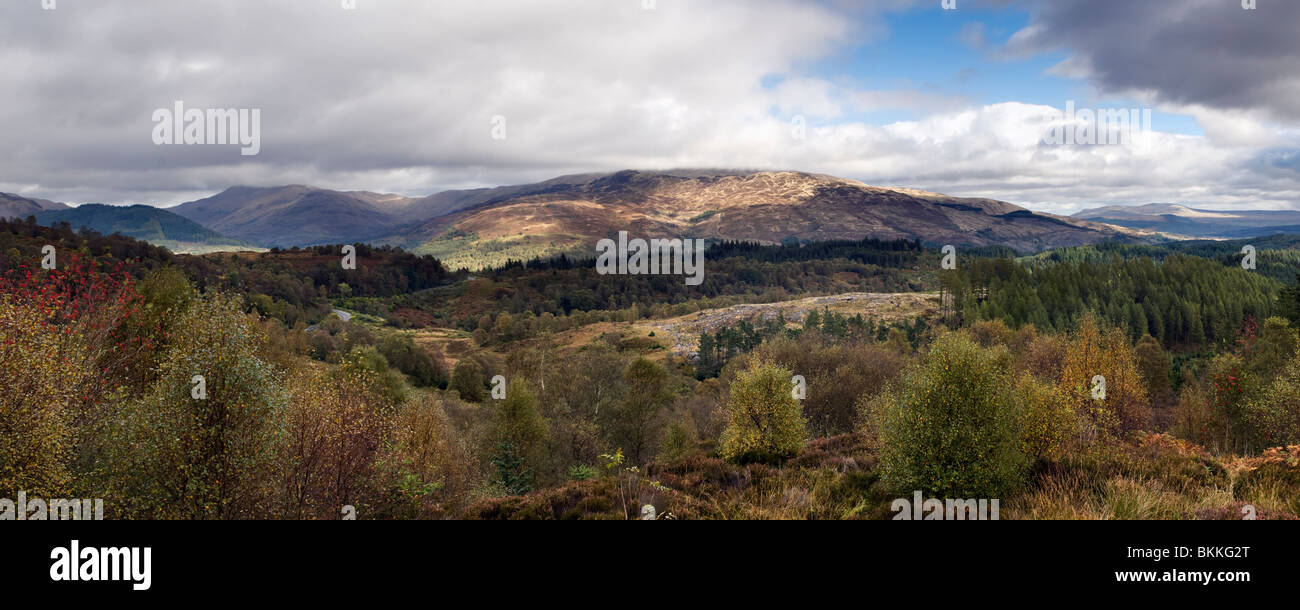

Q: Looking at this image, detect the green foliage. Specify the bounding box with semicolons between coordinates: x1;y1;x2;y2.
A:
878;333;1027;498
1134;334;1172;398
756;334;906;436
0;298;84;497
720;361;807;463
491;441;534;495
1011;372;1077;461
605;358;673;464
493;378;549;479
1252;317;1299;377
659;412;700;461
450;358;486;402
378;332;446;388
567;464;599;481
1175;318;1300;454
1241;355;1300;450
348;346;410;404
945;254;1277;347
101;292;287;519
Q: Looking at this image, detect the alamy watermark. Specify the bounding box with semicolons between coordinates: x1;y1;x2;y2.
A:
1;491;104;520
1040;101;1151;147
595;231;705;286
892;491;1000;520
152;101;261;155
50;540;151;591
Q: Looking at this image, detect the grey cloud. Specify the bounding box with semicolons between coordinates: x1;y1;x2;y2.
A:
1008;0;1300;123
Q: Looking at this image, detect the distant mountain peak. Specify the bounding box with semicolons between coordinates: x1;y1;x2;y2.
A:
1073;202;1300;239
0;192;69;220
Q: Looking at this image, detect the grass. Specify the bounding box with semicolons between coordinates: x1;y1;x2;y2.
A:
460;433;1300;520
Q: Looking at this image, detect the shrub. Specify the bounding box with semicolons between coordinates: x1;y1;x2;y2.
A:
1241;356;1300;451
450;358;486;402
492;378;549;482
605;357;673;464
1059;314;1150;437
375;392;475;517
276;364;393;519
102;292;286;519
755;334;906;436
878;333;1027;499
567;465;599;481
0;297;86;497
1012;372;1079;461
719;361;807;463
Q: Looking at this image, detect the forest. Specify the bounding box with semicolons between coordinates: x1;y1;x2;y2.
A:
3;218;1299;519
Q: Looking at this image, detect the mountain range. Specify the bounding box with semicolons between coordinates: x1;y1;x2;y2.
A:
1072;203;1300;239
383;170;1151;269
34;170;1300;268
147;170;1143;269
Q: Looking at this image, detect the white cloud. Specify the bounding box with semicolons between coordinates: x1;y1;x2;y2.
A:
0;0;1296;216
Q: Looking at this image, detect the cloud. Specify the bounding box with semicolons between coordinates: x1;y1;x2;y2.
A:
1003;0;1300;123
0;0;854;204
0;0;1295;215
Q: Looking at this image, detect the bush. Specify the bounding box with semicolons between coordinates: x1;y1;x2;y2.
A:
1241;356;1300;451
276;364;391;519
492;378;549;484
378;333;446;388
450;359;486;402
102;292;286;519
1011;372;1079;462
1059;314;1150;437
0;297;85;497
755;334;906;436
878;333;1027;499
719;361;807;463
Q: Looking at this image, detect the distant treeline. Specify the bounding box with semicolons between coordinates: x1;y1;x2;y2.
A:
944;253;1280;347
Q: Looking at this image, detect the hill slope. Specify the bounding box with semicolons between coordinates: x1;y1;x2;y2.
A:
0;192;68;220
168;185;414;247
157;170;1149;264
34;204;254;253
383;170;1146;269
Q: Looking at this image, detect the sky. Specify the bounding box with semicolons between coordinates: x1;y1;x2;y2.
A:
0;0;1297;214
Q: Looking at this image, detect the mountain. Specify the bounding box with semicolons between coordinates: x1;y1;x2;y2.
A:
380;170;1147;270
168;185;417;248
33;204;255;253
0;192;68;219
155;170;1148;267
164;177;621;248
1072;203;1300;239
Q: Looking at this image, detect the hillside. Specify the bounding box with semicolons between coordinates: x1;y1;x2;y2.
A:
154;170;1147;266
33;203;255;253
383;170;1148;270
0;192;68;220
168;185;415;248
1073;203;1300;239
